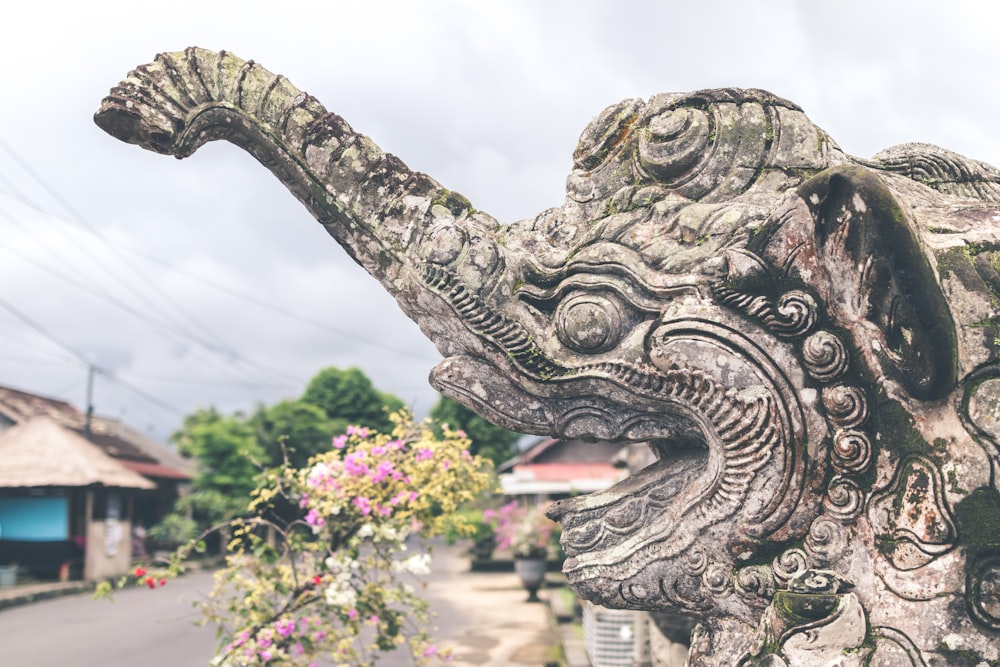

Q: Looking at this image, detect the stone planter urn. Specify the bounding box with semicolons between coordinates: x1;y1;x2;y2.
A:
514;556;546;602
471;534;496;561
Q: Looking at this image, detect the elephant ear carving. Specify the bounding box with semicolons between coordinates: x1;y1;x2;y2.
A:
798;166;957;400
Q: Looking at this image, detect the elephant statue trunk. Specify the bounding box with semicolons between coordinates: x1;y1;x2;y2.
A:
95;47;505;359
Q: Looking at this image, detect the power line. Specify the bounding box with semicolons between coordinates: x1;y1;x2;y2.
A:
0;146;305;386
0;137;430;361
113;249;430;359
0;141;238;351
0;294;186;417
0;135;439;424
0;295;92;367
122;371;291;389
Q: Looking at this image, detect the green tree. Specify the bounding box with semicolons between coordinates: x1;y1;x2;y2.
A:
170;407;263;525
301;366;403;433
249;399;337;469
430;395;520;467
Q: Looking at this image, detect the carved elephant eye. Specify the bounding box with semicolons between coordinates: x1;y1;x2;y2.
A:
556;293;625;354
420;222;467;265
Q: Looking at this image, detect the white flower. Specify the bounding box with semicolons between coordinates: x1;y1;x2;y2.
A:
325;553;357;575
307;462;331;484
324;583;357;608
357;523;374;539
394;553;431;576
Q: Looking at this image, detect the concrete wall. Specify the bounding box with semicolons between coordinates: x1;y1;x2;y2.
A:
84;518;132;581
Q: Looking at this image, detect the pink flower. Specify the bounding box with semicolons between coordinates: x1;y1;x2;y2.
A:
423;645;439;657
369;460;395;483
346;425;369;438
368;615;380;625
275;619;295;638
442;460;452;470
416;448;434;461
304;509;325;529
332;434;348;449
260;649;272;662
353;496;372;516
371;445;386;456
347;608;359;620
344;452;369;476
299;494;309;508
483;509;497;521
409;491;419;502
314;630;327;642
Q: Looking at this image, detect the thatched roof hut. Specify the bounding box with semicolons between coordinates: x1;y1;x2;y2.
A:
0;416;154;490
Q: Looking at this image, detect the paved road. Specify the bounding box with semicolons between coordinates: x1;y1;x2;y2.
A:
0;571;218;666
0;543;554;666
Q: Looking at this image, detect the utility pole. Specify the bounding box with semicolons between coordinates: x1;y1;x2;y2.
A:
84;365;95;440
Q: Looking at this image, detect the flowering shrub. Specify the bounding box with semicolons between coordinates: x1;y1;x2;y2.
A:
493;502;557;559
98;410;492;666
443;507;499;544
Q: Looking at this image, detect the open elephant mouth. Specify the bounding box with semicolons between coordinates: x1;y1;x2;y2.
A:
432;329;794;613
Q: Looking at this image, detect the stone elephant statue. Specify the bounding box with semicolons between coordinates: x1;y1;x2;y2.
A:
97;48;1000;665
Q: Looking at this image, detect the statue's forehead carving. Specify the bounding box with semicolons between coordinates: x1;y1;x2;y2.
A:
569;87;843;212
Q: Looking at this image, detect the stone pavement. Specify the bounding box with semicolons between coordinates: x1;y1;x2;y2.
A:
423;543;568;666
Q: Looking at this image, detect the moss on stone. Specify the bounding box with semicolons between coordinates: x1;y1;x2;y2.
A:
431;189;475;217
946;466;969;495
954;487;1000;548
868;393;933;459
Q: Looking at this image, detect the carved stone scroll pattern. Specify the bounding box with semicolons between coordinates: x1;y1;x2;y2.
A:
711;269;872;525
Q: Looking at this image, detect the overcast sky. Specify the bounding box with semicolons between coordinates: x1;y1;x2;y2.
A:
0;1;998;442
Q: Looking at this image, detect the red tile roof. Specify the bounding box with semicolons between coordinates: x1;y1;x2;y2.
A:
120;460;191;481
516;462;622;481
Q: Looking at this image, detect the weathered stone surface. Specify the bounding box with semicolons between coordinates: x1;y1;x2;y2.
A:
96;48;1000;665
